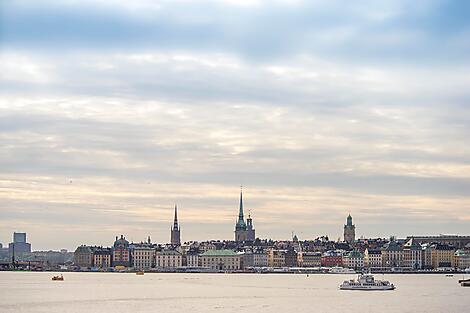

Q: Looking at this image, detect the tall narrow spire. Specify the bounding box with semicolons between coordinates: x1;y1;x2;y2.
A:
238;186;244;221
170;204;181;245
173;204;179;230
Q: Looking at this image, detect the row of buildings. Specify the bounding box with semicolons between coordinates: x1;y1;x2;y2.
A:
71;190;470;271
73;235;470;271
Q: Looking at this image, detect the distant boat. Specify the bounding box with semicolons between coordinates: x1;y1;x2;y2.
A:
136;271;144;275
52;274;64;281
340;273;395;291
446;274;453;277
459;279;470;287
329;266;356;274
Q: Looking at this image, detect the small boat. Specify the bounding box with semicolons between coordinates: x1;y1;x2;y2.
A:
52;274;64;281
136;271;144;275
446;274;453;277
340;273;395;291
329;266;356;274
460;279;470;287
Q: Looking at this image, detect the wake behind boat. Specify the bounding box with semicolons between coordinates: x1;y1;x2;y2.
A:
340;273;395;291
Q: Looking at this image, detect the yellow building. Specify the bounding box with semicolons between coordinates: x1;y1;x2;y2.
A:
431;244;455;268
267;249;286;268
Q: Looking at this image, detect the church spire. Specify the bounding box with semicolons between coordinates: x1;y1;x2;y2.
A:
238;186;244;221
170;204;181;245
173;204;179;230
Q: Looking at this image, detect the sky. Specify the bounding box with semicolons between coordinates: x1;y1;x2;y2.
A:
1;0;470;250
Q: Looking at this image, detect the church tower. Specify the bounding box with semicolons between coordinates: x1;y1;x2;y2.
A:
170;205;181;245
343;214;355;244
234;188;247;242
246;212;255;241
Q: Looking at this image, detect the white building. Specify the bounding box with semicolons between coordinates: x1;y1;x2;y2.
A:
133;246;155;269
200;250;241;271
186;250;200;267
156;250;182;269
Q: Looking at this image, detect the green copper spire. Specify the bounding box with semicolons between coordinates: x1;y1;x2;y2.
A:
235;186;246;230
238;187;244;220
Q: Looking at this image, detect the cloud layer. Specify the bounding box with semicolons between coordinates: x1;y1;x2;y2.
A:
1;0;470;249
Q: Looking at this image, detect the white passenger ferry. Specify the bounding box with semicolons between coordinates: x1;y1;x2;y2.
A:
339;273;395;291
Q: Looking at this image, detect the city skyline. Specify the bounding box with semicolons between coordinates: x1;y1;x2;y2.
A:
1;0;470;250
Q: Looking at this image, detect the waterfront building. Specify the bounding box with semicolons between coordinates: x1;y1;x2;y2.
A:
253;249;269;267
453;250;470;270
298;251;322;267
406;235;470;249
421;243;433;269
343;214;355;244
8;232;32;256
242;251;254;268
364;249;382;269
74;245;94;268
234;190;247;242
267;249;286;267
133;246;155;269
431;243;455;268
342;250;364;270
113;235;131;267
93;248;112;269
403;238;422;269
381;239;404;268
155;249;182;269
284;249;298;267
200;249;241;271
170;205;181;246
186;249;200;267
321;250;343;267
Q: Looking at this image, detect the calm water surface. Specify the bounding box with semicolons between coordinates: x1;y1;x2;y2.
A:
0;272;468;313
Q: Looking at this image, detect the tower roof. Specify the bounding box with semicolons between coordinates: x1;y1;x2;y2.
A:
235;187;247;230
173;204;179;230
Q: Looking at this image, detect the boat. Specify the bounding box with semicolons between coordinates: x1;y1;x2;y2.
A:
329;266;356;274
136;271;144;275
51;274;64;281
340;273;395;291
460;279;470;287
446;274;453;277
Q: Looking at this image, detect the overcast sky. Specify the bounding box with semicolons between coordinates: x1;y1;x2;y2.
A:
1;0;469;250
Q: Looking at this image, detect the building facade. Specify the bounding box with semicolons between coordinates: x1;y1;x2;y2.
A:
156;250;182;269
253;250;269;267
431;244;455;268
343;250;364;270
268;249;286;268
298;251;322;267
93;248;112;269
364;249;382;269
113;235;131;267
381;239;404;268
133;246;155;269
200;250;241;271
74;245;94;268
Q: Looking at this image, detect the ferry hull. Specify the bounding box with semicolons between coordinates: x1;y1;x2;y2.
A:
340;285;395;291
